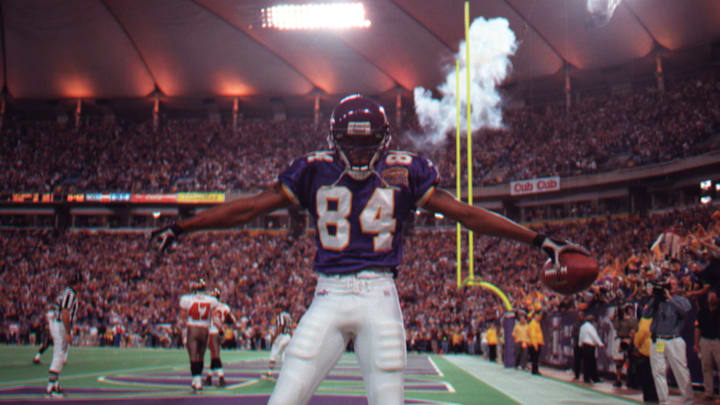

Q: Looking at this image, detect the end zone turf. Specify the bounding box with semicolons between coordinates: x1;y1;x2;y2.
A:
0;346;639;404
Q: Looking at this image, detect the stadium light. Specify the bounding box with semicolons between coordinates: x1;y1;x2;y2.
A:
700;196;712;205
260;2;371;30
586;0;622;28
700;179;712;191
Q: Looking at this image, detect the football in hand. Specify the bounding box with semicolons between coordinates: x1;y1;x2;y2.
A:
542;250;599;295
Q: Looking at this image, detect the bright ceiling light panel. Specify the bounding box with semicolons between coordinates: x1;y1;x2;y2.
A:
261;2;371;30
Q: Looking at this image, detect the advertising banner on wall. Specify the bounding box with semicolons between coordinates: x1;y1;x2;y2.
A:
11;193;60;203
176;192;225;204
85;193;131;202
130;194;178;203
510;176;560;196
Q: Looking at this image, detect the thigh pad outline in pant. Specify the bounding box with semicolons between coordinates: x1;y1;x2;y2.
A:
374;321;406;372
286;306;331;360
268;299;348;405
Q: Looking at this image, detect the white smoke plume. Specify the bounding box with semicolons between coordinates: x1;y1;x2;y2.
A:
412;17;517;147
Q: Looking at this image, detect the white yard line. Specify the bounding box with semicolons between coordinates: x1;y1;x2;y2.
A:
444;355;640;405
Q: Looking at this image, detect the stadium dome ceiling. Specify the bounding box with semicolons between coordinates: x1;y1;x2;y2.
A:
1;0;718;114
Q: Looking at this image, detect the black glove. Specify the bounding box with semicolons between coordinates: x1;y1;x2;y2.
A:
533;234;590;264
150;224;184;252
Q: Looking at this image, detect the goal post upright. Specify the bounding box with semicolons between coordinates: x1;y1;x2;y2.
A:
455;59;463;290
465;0;475;283
454;2;513;313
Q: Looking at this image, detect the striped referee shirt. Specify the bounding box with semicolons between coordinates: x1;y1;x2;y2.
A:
57;287;79;323
276;311;292;335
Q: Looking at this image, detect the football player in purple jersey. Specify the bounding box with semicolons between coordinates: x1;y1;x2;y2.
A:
151;94;581;405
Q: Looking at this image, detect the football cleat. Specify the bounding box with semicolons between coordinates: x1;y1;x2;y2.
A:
328;94;391;181
205;375;212;387
218;377;226;387
46;386;65;398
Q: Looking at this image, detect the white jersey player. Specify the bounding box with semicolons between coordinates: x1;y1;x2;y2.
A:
46;273;82;398
179;279;219;393
264;310;293;378
207;288;233;387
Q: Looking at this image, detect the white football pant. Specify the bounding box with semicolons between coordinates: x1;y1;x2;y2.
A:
268;271;406;405
270;333;292;363
48;316;69;374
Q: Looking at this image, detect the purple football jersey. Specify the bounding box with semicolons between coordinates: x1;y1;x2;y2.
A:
278;150;439;274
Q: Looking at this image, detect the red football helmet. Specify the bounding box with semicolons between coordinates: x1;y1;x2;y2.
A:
328;94;391;180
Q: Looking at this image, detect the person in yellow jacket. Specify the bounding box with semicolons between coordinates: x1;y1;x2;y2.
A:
512;312;529;370
633;317;658;403
528;312;545;375
486;323;499;363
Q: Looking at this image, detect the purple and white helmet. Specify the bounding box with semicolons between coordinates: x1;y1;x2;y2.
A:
328;94;391;180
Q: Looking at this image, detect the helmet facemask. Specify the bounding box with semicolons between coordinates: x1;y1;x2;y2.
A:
328;95;391;181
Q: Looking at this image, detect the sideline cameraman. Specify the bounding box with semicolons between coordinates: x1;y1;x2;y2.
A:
643;277;693;405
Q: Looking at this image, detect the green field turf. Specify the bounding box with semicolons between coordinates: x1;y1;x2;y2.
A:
0;345;638;404
0;345;516;404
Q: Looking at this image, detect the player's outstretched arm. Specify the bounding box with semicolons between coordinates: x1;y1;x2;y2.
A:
151;182;291;251
423;188;537;244
422;188;587;262
176;182;291;231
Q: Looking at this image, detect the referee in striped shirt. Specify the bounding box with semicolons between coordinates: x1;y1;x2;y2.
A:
46;272;82;398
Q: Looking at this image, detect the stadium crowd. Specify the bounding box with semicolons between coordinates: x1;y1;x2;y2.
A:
1;204;717;358
1;68;719;402
1;70;717;194
403;69;720;187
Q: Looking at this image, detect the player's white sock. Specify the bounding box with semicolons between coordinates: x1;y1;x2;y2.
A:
193;376;201;387
216;368;224;377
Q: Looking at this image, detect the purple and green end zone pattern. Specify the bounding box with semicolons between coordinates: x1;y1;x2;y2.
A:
1;346;640;404
0;346;515;404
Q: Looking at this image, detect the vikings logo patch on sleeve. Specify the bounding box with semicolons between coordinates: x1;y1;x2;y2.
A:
381;167;409;187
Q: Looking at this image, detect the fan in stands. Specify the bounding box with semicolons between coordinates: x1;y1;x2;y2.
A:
542;250;599;295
